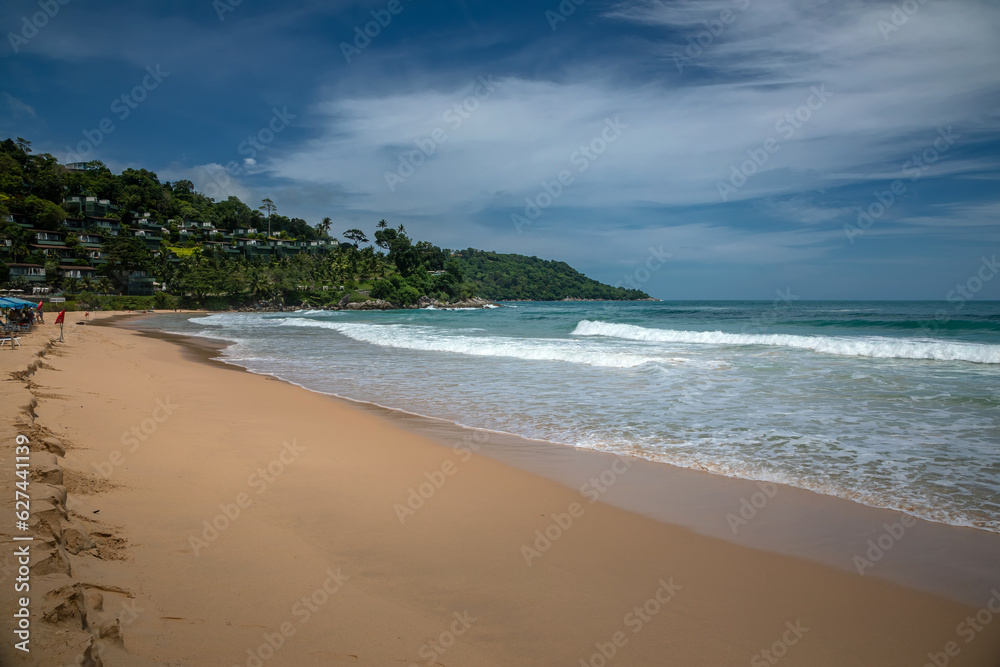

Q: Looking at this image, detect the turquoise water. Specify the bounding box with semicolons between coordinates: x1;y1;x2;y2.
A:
152;301;1000;532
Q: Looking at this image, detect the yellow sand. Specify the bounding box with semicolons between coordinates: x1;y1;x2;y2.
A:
0;312;997;666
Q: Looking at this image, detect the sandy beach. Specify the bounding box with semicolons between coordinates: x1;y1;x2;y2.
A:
1;312;999;666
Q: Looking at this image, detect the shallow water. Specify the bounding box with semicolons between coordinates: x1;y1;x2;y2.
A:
150;300;1000;533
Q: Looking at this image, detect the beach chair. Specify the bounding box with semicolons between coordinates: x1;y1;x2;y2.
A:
0;336;21;347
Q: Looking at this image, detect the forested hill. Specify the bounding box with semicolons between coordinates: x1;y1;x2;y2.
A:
452;249;651;301
0;135;650;306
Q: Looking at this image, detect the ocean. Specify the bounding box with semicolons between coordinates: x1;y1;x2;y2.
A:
149;301;1000;534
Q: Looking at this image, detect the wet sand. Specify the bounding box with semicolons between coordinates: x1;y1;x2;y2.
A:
122;313;1000;606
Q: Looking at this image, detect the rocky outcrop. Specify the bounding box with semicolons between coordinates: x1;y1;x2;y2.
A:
445;296;497;309
415;296;437;308
413;296;498;309
343;299;395;311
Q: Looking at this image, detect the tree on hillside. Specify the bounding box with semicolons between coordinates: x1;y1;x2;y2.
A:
373;225;396;251
215;196;256;231
173;256;220;303
26;153;65;202
0;152;24;195
386;231;420;277
342;228;368;248
117;168;167;216
23;195;66;229
62;161;117;201
319;216;332;237
1;222;31;262
172;180;194;197
247;266;271;300
415;240;446;270
259;198;276;237
103;235;154;291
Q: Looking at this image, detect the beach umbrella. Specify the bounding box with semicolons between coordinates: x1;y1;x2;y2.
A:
0;298;31;309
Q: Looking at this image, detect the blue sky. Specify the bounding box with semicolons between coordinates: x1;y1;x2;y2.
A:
2;0;999;299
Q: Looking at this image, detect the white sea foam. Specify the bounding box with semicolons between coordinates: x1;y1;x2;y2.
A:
424;304;499;311
189;313;245;326
279;318;676;368
189;313;287;328
572;320;1000;364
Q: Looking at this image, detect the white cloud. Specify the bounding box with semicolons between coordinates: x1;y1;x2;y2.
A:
266;0;1000;227
159;163;254;204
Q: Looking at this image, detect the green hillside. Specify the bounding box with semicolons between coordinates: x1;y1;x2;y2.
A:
0;136;650;307
452;249;650;301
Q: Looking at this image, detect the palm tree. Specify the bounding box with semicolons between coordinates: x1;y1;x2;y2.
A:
319;217;332;237
5;225;30;262
328;254;347;285
97;277;112;295
259;198;276;238
247;267;269;301
10;237;29;263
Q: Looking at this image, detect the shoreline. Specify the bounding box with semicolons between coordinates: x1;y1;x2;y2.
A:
2;312;999;665
120;312;1000;607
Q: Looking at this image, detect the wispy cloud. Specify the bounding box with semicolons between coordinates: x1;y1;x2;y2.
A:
2;0;997;297
260;0;997;219
3;92;36;119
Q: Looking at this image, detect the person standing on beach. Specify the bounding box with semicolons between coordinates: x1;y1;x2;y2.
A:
36;300;44;323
